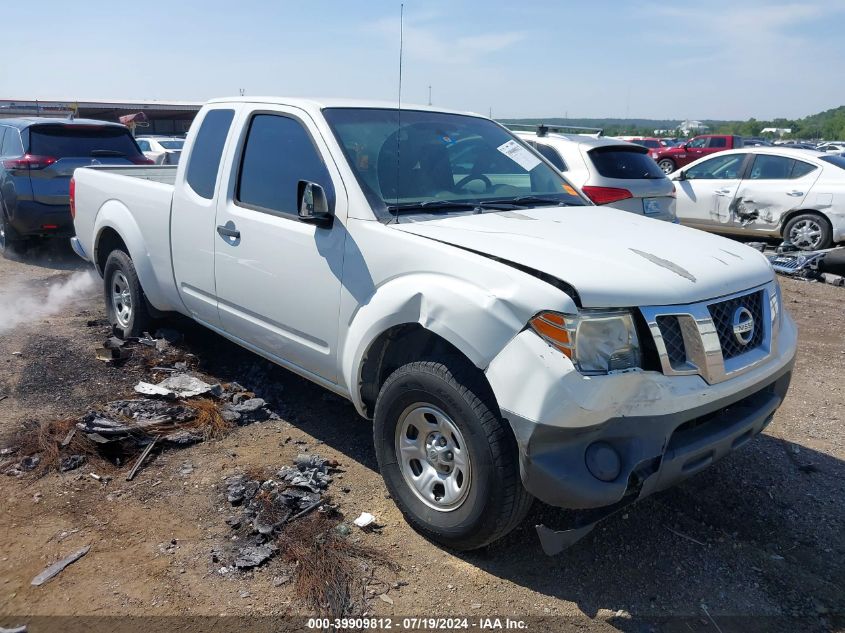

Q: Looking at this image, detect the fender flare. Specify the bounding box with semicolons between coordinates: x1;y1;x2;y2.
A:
339;272;540;415
93;200;176;312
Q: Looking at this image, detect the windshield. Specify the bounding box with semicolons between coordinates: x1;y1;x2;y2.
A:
158;139;184;150
323;108;585;219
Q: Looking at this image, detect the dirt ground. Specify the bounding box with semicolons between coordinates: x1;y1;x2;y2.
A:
0;241;842;633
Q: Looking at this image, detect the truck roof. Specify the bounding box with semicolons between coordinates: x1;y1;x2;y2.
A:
205;96;481;118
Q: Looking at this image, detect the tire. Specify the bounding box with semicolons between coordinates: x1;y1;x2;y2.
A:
373;356;533;551
657;158;676;175
0;209;24;259
783;212;832;250
103;249;152;338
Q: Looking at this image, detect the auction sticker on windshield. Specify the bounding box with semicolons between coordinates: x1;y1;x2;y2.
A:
497;139;542;171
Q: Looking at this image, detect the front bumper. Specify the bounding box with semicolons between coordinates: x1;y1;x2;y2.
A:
485;310;798;511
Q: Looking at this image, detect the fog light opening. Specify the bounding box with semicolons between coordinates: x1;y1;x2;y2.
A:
585;441;622;482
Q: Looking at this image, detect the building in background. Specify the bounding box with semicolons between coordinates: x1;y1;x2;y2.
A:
0;99;202;135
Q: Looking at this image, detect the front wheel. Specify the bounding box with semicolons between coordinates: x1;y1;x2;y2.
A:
103;250;152;338
657;158;676;174
373;357;532;551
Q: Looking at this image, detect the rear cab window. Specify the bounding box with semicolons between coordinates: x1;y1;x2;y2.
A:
28;125;143;159
185;109;235;199
588;146;665;179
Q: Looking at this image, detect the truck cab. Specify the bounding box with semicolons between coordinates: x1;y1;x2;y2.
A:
652;134;744;175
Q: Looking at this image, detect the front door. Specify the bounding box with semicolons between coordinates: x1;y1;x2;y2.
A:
731;153;820;234
213;107;346;383
675;153;749;229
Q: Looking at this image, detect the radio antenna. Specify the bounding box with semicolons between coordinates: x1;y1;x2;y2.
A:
392;3;404;223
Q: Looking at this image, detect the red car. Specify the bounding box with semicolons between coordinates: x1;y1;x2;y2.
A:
651;134;744;174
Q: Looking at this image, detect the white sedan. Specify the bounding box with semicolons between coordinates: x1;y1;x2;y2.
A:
134;136;184;165
671;147;845;250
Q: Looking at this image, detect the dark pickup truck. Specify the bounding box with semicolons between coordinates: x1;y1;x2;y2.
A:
0;117;151;256
651;134;744;174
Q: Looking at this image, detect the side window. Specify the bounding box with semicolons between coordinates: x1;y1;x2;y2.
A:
533;142;568;171
790;160;817;179
687;137;708;148
685;154;745;180
708;137;727;148
236;114;333;217
186;109;235;199
749;155;794;180
1;128;24;156
136;140;151;151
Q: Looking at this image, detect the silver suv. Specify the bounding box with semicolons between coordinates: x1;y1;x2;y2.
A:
512;126;677;223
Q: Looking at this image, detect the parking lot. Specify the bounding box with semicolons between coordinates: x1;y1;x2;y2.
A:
0;240;842;632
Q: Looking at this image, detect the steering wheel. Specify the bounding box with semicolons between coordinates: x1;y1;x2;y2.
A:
454;174;492;192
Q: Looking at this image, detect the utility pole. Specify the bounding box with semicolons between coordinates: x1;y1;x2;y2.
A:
239;88;245;97
427;85;432;106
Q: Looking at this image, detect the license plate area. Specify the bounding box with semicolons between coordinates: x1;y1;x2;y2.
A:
643;198;662;215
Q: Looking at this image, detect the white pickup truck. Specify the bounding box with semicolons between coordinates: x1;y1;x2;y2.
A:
71;98;797;553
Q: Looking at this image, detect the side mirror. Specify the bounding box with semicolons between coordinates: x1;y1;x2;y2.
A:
673;171;687;181
679;143;688;150
297;181;333;226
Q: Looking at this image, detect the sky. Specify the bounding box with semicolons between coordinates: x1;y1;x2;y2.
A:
2;0;844;121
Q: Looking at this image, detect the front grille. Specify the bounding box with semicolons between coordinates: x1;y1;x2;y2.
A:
708;290;764;359
656;315;686;368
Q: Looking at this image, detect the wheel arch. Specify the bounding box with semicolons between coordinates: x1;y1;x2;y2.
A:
779;208;832;235
357;323;500;419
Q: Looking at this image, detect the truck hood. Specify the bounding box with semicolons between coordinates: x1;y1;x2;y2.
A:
391;206;774;307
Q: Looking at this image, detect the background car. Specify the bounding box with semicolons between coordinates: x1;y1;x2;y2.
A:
512;127;677;222
816;142;845;153
650;134;744;174
0;117;151;255
625;137;671;150
670;147;845;250
135;135;184;165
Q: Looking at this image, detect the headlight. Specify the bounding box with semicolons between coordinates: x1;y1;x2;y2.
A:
529;310;641;374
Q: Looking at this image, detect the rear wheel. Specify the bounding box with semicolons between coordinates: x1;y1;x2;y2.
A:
373;356;533;551
657;158;676;174
0;210;24;259
103;250;152;338
783;213;832;250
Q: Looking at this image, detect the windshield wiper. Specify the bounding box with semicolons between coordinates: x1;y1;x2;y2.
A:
90;149;127;157
387;200;493;213
494;196;569;207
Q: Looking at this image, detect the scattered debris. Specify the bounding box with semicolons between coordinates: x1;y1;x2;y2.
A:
0;625;28;633
353;512;376;529
820;272;844;287
666;526;706;546
378;593;394;605
31;545;91;586
134;373;220;399
234;544;275;569
95;336;131;363
769;246;845;287
0;395;8;403
125;438;158;481
59;455;85;473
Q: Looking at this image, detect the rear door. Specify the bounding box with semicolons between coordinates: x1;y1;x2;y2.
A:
213;105;347;382
674;152;750;229
171;106;237;329
731;153;821;232
27;124;146;206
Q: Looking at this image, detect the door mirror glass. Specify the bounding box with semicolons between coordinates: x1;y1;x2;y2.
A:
298;181;333;225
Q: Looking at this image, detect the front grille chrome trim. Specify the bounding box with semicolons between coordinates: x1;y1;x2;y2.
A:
641;281;778;385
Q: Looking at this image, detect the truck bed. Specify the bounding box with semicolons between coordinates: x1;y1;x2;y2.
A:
82;164;178;185
72;164;183;312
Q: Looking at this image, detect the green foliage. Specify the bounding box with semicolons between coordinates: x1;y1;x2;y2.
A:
501;105;845;140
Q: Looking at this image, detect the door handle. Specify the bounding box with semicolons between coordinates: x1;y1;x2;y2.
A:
216;224;240;239
714;188;732;195
786;190;804;197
